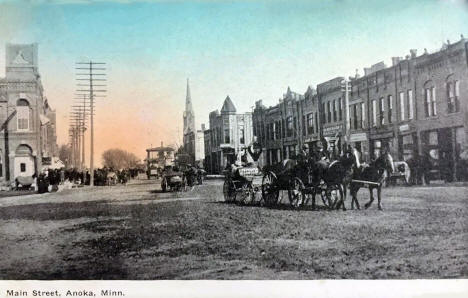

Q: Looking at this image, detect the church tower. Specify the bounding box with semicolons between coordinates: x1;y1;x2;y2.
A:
183;78;195;136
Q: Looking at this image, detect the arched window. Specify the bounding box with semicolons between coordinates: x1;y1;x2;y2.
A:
424;81;437;117
16;99;30;131
446;75;460;113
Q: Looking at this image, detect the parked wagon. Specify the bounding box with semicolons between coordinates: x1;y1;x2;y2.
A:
386;161;411;186
223;165;263;205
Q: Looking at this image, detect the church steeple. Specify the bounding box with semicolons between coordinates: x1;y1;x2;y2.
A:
183;78;195;135
186;78;192;111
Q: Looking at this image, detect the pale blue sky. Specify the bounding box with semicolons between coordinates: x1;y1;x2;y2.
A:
0;0;467;159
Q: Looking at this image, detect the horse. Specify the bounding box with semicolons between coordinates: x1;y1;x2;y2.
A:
304;149;360;210
349;151;395;210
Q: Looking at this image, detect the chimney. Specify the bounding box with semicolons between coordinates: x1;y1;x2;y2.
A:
391;57;401;66
161;141;163;147
410;49;417;58
364;67;371;76
201;124;205;131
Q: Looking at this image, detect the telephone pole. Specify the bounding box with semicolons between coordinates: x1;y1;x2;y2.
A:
75;61;106;186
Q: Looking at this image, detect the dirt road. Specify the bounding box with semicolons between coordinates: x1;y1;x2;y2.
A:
0;179;466;279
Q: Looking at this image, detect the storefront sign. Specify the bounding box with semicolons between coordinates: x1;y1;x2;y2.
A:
323;124;343;136
350;133;367;142
399;124;410;132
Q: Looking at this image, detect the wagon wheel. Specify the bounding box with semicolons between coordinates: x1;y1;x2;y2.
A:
261;172;279;206
237;182;254;205
326;185;343;210
287;177;305;208
223;178;236;203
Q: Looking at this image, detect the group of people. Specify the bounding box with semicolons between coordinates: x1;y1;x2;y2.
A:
20;167;141;193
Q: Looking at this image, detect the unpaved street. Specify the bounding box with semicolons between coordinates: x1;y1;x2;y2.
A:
0;179;467;279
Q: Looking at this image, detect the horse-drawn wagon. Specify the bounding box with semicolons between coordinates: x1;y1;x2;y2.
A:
223;165;263;204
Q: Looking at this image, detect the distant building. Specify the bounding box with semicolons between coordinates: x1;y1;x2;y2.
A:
206;96;253;173
347;36;468;180
0;43;58;186
252;87;305;166
182;78;204;166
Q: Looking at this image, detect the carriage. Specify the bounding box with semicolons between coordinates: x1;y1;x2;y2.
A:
161;165;186;192
223;164;263;205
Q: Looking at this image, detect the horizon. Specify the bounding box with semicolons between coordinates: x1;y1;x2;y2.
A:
1;0;467;165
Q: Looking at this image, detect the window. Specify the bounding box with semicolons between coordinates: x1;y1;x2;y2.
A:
408;90;414;119
399;92;405;121
372;100;377;127
307;113;314;134
286;116;293;137
20;163;26;173
353;104;358;130
240;127;245;144
17;106;30;131
387;95;393;124
327;102;331;123
276;121;281;140
333;100;337;122
424;86;437;117
339;98;343;121
224;129;230;144
302;116;306;136
447;80;460;113
315;112;318;133
379;97;385;126
361;103;365;128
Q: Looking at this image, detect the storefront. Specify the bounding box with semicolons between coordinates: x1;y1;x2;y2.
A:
397;124;418;162
420;126;465;182
369;131;396;160
349;132;369;162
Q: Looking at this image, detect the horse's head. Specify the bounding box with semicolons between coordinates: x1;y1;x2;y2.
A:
340;148;360;170
376;151;394;174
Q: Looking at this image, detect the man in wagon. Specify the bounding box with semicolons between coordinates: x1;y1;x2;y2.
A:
247;136;263;168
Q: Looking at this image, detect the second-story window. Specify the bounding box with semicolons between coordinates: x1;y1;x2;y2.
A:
287;116;293;137
315;112;319;133
353;104;358;130
361;102;366;128
17;99;30;132
339;98;343;121
379;97;385;126
307;113;314;134
333;100;337;122
224;129;230;144
240;127;245;144
327;102;331;123
388;95;393;124
447;80;460;113
372;99;377;127
408;89;414;119
424;86;437;117
399;92;405;121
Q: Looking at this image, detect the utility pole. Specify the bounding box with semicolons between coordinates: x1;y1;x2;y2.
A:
75;61;106;186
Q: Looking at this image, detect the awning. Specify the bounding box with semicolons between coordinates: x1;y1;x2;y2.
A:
40;114;50;125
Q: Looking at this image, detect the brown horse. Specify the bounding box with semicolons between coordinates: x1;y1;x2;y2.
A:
349;151;395;210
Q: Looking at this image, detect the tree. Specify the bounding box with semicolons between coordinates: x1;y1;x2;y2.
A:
58;144;72;168
102;148;140;170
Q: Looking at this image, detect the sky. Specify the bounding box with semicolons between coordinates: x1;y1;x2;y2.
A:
0;0;467;165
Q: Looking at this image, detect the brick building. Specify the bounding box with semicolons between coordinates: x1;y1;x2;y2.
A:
206;96;253;173
0;43;58;186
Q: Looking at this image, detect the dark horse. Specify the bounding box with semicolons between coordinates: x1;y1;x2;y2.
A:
349;151;395;210
303;149;359;210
